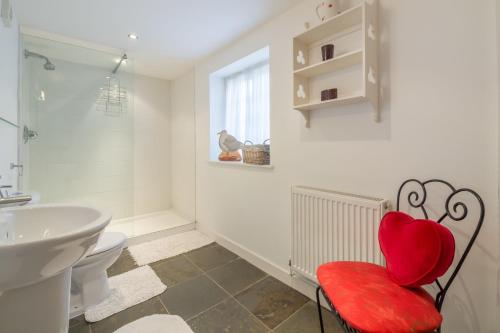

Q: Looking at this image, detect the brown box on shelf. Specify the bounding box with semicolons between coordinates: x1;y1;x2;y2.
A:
321;88;338;101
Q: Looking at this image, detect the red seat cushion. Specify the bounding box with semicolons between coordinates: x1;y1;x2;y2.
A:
317;262;442;333
379;212;442;287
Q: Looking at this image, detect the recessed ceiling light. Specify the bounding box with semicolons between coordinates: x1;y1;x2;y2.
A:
128;33;138;40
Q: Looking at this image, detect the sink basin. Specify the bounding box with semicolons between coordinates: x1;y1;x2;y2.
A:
0;204;111;291
0;204;111;333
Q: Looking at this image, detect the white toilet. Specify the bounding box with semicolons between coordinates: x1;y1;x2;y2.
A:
70;231;127;318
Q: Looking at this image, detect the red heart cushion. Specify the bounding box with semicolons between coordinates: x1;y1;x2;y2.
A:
379;212;442;287
415;222;455;285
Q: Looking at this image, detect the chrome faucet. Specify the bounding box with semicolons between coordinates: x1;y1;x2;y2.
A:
0;185;12;198
0;185;32;206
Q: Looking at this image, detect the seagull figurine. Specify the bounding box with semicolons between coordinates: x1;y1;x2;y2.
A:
217;130;243;152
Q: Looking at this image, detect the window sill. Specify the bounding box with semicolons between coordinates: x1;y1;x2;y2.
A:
208;161;274;170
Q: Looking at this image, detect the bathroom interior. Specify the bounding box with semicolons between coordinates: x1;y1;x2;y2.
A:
0;0;499;333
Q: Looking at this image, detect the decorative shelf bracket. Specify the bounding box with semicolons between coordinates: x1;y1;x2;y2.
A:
296;50;306;65
368;67;376;84
300;110;310;128
368;24;376;41
371;99;380;122
297;84;307;99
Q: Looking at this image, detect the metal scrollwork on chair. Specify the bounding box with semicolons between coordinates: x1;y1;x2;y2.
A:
316;179;485;333
396;179;485;312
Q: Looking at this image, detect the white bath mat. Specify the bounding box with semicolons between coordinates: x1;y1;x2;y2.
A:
114;314;193;333
128;230;213;266
85;266;167;322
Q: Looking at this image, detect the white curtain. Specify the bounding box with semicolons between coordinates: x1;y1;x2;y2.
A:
224;62;270;144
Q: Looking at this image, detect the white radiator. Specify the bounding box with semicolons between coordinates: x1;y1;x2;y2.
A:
291;186;389;283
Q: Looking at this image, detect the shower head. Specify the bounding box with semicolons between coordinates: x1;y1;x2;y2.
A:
44;61;55;71
24;49;56;71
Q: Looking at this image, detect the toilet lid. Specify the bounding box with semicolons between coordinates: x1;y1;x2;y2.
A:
90;232;126;256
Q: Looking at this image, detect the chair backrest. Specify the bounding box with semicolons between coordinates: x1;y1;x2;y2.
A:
396;179;484;311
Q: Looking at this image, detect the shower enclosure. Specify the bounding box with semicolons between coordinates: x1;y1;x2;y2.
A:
19;34;194;242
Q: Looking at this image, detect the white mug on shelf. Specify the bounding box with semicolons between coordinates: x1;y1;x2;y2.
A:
315;1;339;22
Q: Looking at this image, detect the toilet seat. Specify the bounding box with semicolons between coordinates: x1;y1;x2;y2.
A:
88;232;126;257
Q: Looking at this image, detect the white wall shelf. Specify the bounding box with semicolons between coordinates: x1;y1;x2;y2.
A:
293;49;363;78
295;95;366;112
293;0;379;127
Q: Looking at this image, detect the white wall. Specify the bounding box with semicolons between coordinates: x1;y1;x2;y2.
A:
194;1;499;332
0;3;19;190
170;70;196;220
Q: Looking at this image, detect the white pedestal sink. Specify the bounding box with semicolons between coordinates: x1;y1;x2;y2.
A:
0;205;111;333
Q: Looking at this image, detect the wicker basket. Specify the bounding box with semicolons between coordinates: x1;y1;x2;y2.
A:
242;139;270;165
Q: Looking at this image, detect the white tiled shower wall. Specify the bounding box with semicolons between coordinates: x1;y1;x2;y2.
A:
22;59;171;219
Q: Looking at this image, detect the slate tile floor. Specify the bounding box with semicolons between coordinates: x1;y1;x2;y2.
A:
70;242;342;333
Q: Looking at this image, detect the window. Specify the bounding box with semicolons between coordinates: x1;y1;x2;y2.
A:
210;47;270;161
224;62;270;144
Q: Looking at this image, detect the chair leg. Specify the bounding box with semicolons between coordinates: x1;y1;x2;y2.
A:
316;286;325;333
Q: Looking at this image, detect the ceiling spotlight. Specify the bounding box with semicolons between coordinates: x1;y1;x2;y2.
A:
128;33;138;40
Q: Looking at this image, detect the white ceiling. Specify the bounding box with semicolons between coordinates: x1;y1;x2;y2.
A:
14;0;302;80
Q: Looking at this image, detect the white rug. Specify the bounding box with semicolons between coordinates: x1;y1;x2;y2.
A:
85;266;167;322
128;230;213;266
114;314;193;333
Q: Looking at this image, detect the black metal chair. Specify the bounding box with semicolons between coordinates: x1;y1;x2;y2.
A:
315;179;485;333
